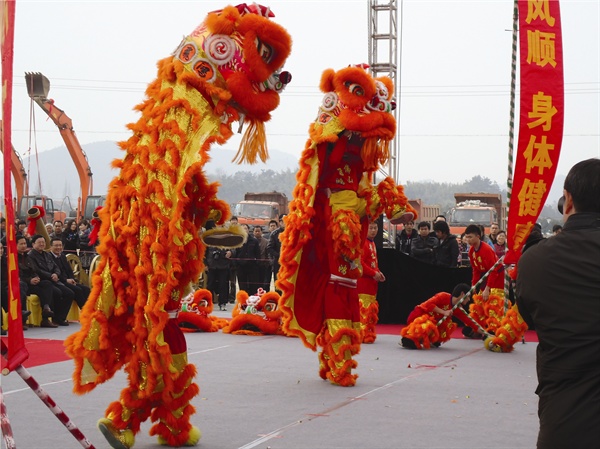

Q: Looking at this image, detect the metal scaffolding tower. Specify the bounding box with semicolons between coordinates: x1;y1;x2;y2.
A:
368;0;399;183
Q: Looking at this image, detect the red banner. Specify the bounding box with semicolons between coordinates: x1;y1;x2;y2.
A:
2;0;30;372
505;0;564;264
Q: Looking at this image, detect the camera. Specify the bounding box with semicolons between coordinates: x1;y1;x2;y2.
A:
212;250;220;260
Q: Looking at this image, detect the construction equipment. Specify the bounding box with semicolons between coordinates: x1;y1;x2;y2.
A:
234;191;289;229
1;119;64;223
448;193;507;235
25;72;105;221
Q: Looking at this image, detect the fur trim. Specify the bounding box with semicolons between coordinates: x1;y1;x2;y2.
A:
233;118;269;164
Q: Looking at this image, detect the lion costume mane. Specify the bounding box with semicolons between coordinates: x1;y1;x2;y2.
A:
64;4;291;448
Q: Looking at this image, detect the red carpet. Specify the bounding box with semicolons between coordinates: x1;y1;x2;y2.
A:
2;327;538;369
1;337;71;369
376;324;539;342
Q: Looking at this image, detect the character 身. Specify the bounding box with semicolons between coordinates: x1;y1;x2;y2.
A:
64;4;291;448
278;64;417;387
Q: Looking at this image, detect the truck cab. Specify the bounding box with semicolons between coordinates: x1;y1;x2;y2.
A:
234;201;280;228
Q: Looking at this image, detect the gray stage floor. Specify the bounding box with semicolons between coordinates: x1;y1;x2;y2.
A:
1;314;540;449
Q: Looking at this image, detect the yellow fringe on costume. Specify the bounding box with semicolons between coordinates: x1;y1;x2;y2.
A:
485;304;528;353
358;294;379;344
232;118;268;164
469;293;505;334
317;320;362;387
329;209;363;265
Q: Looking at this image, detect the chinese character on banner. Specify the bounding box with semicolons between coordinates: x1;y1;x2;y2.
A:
505;0;564;265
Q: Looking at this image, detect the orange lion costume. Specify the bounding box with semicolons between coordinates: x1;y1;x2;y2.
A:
278;65;416;387
178;289;228;333
64;4;291;448
223;288;283;335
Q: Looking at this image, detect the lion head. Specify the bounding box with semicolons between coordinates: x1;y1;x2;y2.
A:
310;64;396;170
173;4;292;123
223;288;283;335
178;289;227;332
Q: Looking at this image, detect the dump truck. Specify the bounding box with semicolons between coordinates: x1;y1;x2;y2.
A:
448;193;506;235
234;191;289;229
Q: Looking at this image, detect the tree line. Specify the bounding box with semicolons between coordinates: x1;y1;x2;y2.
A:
207;170;562;232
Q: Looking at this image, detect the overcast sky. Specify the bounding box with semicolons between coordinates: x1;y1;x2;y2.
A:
4;0;599;188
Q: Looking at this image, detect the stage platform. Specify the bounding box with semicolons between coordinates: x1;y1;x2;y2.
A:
1;312;540;449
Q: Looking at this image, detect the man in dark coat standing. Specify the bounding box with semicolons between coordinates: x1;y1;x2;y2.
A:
516;158;600;449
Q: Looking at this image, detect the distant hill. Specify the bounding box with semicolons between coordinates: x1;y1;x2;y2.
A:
4;140;299;207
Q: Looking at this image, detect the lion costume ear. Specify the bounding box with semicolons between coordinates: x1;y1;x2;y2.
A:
319;69;336;93
205;5;241;35
376;76;395;100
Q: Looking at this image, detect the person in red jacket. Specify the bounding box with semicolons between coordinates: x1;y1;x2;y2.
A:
357;221;386;343
400;283;477;349
464;224;504;300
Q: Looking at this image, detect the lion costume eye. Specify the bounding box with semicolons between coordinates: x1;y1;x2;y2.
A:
264;301;278;312
345;81;365;97
256;38;273;64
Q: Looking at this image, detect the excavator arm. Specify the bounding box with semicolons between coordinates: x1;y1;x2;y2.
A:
25;72;94;221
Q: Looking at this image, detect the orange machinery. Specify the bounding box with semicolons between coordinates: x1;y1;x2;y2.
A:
25;72;104;221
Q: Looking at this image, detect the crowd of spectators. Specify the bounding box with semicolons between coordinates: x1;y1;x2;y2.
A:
394;215;511;269
204;214;286;311
1;216;96;333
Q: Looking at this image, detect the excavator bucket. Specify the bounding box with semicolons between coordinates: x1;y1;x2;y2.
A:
24;72;50;100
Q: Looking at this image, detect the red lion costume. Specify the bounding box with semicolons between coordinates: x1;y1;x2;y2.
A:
278;65;417;387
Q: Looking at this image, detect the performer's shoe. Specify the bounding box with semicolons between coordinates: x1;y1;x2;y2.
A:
157;425;201;446
98;418;135;449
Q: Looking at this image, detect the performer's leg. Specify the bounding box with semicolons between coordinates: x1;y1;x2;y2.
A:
149;320;201;447
358;293;379;343
317;281;362;387
98;390;152;449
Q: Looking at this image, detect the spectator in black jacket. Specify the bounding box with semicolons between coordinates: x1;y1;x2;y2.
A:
267;214;286;292
433;221;459;268
61;219;80;253
27;234;74;326
395;220;418;255
204;220;233;311
411;222;438;264
516;158;600;449
49;238;90;309
234;224;260;294
1;242;31;332
16;235;59;328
